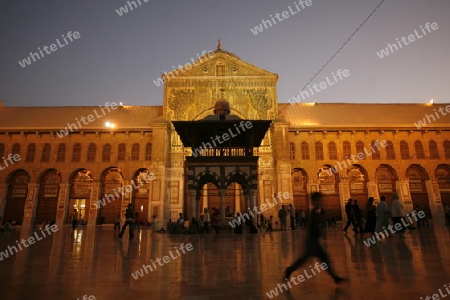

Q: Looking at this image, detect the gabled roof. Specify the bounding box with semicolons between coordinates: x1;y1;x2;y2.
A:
162;48;278;80
0;106;163;131
281;103;450;129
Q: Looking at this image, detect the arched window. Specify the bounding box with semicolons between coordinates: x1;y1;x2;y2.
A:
72;143;81;162
131;143;140;161
400;141;409;159
315;142;324;160
118;143;126;161
41;143;51;162
87;143;96;162
371;140;381;159
355;141;365;160
56;143;65;162
145;143;152;161
102;144;111;162
26;143;36;162
444;140;450;159
301;142;309;160
289;142;295;160
429;140;439;159
12;143;20;156
415;141;425;159
342;141;351;159
328;142;337;160
386;141;395;160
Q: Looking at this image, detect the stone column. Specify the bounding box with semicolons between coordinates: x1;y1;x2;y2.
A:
22;183;39;227
219;189;226;223
234;184;241;214
202;185;208;211
121;180;131;223
426;180;445;224
244;193;250;211
367;180;380;203
338;177;350;220
55;183;70;227
397;179;414;213
189;189;197;219
0;183;8;217
250;189;257;226
87;181;100;228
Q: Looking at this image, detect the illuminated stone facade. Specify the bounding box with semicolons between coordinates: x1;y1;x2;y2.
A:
0;45;449;227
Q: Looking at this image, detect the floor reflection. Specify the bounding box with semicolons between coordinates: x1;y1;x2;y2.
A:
0;223;449;299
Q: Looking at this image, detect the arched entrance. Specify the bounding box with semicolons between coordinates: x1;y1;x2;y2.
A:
318;165;341;220
36;169;61;224
406;164;431;218
198;182;245;218
200;183;221;213
4;170;29;224
435;164;450;211
225;182;244;215
292;168;309;213
195;168;221;218
68;169;93;225
224;169;251;216
133;169;152;224
348;165;369;209
99;167;123;224
376;164;398;207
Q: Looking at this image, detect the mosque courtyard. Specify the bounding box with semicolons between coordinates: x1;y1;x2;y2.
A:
0;223;449;300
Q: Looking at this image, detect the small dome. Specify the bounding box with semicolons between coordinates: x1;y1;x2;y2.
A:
213;99;230;115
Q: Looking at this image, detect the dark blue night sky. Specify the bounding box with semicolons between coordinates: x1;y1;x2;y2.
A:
0;0;449;107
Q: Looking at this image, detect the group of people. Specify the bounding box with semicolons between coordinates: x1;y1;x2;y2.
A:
343;194;430;237
343;198;371;234
277;204;307;231
166;208;222;234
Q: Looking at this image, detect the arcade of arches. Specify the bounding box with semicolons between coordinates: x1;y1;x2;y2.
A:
0;46;449;227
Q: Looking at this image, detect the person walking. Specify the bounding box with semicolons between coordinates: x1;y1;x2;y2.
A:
343;198;356;233
285;192;345;283
376;196;390;235
363;197;376;234
72;209;78;230
118;204;134;240
300;209;307;227
289;204;296;230
267;216;273;232
352;200;363;233
415;204;429;227
278;206;287;231
391;194;405;236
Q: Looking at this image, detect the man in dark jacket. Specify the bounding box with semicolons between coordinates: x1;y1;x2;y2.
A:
343;198;356;233
118;203;134;240
285;192;345;283
278;206;287;231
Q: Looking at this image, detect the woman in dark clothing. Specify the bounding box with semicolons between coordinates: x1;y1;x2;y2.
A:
364;197;377;234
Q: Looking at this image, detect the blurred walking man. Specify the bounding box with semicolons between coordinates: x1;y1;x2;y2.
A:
285;192;346;284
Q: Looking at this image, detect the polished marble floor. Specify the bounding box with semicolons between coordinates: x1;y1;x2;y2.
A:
0;222;449;300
